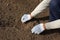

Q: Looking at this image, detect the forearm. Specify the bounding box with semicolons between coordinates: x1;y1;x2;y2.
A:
45;19;60;30
31;0;51;17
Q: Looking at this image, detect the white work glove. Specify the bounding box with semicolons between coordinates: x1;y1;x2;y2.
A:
31;23;45;34
21;14;32;23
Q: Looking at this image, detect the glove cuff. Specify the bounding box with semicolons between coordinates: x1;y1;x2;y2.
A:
39;23;46;31
43;23;46;30
30;14;34;18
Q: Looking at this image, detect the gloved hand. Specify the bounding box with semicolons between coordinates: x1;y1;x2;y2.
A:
21;14;32;23
31;23;45;34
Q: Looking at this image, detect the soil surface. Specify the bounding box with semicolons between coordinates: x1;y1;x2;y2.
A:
0;0;60;40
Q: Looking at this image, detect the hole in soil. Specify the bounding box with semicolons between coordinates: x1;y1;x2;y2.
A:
9;8;12;11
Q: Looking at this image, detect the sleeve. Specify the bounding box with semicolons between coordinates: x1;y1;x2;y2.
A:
31;0;51;17
45;19;60;30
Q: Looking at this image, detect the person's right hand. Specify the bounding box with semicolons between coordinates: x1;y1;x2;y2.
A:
31;23;45;34
21;14;32;23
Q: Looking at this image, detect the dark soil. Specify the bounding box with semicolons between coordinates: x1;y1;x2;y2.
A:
0;0;60;40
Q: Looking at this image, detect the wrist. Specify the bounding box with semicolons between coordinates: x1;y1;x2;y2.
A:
40;23;46;31
30;14;34;18
43;23;46;30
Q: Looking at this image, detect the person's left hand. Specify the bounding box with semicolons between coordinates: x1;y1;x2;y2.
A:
21;14;32;23
31;23;45;34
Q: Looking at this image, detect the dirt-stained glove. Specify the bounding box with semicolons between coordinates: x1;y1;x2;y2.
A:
31;23;45;34
21;14;32;23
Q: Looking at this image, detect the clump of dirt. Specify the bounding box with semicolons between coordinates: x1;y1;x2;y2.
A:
0;0;60;40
